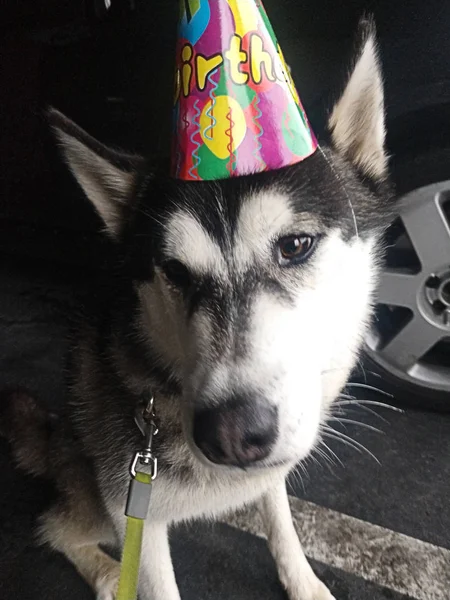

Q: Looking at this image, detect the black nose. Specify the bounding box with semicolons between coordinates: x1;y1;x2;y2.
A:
192;398;278;467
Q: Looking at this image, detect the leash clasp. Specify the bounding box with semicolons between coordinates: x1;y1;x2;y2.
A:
130;450;157;480
130;395;158;480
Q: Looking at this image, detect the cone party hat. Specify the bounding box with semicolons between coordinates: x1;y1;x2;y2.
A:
171;0;318;181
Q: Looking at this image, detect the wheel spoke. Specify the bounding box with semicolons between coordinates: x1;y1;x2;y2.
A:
401;192;450;270
376;270;419;308
379;315;443;371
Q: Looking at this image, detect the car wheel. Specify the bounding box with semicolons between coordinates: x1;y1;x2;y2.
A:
362;147;450;412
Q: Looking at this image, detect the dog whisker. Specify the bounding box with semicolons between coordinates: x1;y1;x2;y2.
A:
137;208;166;229
335;398;403;412
322;430;364;456
320;366;348;376
345;382;394;397
308;449;336;477
318;144;360;240
352;361;383;380
336;392;357;401
289;462;308;494
355;358;367;383
297;459;309;480
314;441;342;473
363;369;382;379
322;425;381;464
313;445;335;468
333;403;390;424
327;416;384;434
319;440;344;468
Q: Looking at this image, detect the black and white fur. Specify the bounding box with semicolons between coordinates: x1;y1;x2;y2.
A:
1;23;394;600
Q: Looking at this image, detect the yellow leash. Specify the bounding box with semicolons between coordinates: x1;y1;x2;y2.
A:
117;396;158;600
116;472;152;600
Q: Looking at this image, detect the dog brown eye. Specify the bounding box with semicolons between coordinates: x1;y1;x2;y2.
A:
277;235;315;265
162;260;191;288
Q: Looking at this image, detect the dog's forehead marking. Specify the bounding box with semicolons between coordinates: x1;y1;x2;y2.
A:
165;210;226;274
164;191;294;276
233;190;293;268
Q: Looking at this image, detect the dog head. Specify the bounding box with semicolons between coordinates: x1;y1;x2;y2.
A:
51;22;393;471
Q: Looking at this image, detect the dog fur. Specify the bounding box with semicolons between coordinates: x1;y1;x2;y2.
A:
1;21;394;600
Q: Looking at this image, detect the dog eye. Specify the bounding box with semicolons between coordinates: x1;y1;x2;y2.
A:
277;235;315;266
162;260;191;288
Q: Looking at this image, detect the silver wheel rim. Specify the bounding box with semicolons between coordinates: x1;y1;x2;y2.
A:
365;181;450;393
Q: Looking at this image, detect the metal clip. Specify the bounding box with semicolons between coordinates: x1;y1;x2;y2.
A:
130;450;158;480
134;395;158;438
130;395;159;480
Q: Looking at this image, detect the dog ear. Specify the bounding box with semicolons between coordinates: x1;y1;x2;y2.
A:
328;19;387;180
48;108;145;236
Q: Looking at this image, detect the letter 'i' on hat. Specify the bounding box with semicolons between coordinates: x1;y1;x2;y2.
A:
171;0;318;181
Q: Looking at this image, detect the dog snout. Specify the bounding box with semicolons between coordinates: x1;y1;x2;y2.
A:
192;398;278;467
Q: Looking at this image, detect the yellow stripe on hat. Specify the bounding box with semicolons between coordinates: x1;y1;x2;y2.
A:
226;0;258;38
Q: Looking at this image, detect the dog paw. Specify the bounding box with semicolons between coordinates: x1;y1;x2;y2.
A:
96;579;119;600
95;563;121;600
311;580;336;600
287;578;336;600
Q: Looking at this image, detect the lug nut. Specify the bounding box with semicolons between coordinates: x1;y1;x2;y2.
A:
426;275;441;289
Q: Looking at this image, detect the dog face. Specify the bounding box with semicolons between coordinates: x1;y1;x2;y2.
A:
51;24;393;470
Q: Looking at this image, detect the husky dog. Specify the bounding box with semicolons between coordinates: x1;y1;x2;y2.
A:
1;22;393;600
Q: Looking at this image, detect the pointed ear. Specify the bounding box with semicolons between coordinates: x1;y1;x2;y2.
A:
328;19;388;180
48;108;145;236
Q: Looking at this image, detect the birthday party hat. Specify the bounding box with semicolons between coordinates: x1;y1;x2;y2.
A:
171;0;317;181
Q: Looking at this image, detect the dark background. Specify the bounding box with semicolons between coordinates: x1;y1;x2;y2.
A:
2;0;450;270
